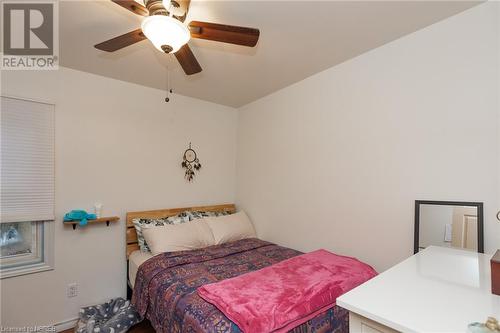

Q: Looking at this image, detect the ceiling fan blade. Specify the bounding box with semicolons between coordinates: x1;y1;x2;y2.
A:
111;0;148;16
175;44;202;75
188;21;259;47
94;29;147;52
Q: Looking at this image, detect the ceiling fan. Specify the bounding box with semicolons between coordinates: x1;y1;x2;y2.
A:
95;0;260;75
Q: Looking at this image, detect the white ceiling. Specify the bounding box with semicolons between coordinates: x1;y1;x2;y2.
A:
60;0;481;107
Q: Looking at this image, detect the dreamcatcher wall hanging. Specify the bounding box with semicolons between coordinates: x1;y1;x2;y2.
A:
182;143;201;182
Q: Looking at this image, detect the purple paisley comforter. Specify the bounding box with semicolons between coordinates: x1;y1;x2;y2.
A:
131;238;348;333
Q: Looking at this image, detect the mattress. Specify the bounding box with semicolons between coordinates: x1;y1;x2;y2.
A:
128;250;153;287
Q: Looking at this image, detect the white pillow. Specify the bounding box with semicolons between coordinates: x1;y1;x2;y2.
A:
142;219;215;255
205;211;256;245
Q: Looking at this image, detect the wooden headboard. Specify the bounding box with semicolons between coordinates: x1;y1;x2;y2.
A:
125;204;236;258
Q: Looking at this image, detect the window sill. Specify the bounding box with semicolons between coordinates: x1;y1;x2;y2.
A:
0;261;54;279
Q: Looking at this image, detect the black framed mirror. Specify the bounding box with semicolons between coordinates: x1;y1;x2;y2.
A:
414;200;483;254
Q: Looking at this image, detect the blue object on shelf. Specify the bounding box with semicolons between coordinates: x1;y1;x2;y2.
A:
63;210;97;226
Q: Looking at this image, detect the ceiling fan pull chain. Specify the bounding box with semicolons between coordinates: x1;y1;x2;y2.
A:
165;66;171;102
169;67;173;94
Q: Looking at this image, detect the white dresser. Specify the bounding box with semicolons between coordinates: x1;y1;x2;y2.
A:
337;246;500;333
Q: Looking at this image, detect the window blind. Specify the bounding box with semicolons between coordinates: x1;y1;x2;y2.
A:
1;97;55;223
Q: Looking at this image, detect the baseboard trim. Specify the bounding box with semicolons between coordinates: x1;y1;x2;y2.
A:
54;317;78;332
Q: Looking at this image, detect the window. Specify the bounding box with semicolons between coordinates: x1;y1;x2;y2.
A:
1;96;55;278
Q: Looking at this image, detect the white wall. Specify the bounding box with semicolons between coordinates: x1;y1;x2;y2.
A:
0;67;237;327
236;2;499;272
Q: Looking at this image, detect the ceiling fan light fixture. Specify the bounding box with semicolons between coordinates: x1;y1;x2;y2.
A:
141;15;190;53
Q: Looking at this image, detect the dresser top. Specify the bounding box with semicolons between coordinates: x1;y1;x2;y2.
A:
337;246;500;333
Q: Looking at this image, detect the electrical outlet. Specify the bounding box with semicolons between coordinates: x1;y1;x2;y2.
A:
67;283;78;298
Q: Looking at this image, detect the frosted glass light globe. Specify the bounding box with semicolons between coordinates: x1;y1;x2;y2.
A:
141;15;190;53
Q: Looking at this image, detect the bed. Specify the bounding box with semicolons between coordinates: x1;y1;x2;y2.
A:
126;204;350;333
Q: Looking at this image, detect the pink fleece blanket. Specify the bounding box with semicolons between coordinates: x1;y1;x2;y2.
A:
198;249;377;333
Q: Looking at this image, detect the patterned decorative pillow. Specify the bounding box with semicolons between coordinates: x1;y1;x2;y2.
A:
132;210;232;253
185;210;231;221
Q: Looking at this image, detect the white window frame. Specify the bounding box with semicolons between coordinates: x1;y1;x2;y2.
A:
0;95;55;279
0;221;54;279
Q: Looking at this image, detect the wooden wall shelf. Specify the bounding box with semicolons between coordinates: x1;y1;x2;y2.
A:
64;216;119;230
